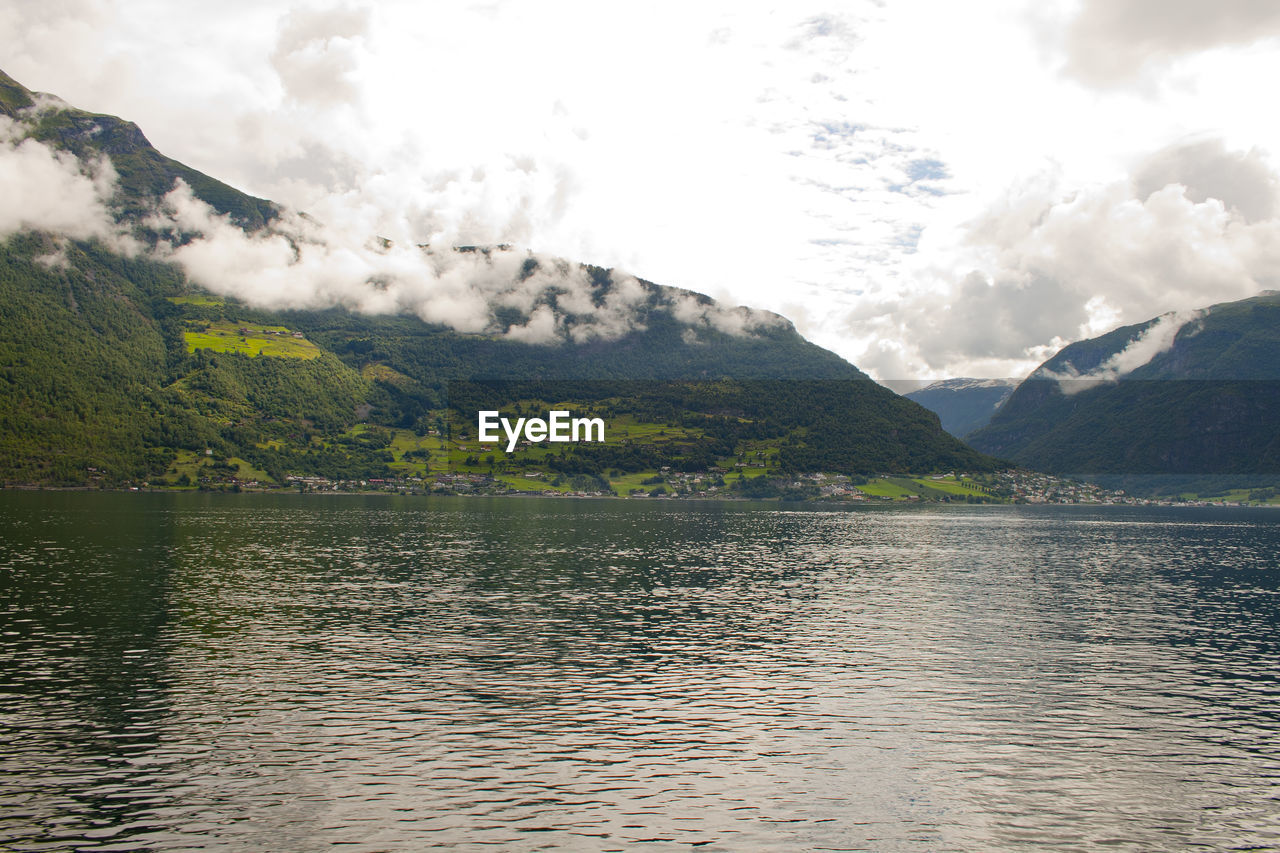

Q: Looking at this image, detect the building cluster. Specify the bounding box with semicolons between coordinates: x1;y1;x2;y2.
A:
181;467;1270;506
988;470;1240;506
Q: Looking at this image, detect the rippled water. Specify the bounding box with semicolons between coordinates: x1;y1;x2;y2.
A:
2;492;1280;851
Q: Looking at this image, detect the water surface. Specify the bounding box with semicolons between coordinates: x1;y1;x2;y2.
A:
2;492;1279;850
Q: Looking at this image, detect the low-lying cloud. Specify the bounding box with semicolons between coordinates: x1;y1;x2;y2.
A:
1036;308;1205;393
0;115;780;346
0;116;119;242
149;181;780;342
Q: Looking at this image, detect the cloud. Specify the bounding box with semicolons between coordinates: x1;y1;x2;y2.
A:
142;180;777;345
34;241;72;270
844;140;1280;379
1064;0;1280;85
504;304;560;344
562;269;651;343
1133;139;1279;223
668;292;784;337
152;181;527;331
270;3;371;107
1037;308;1205;393
0;116;120;242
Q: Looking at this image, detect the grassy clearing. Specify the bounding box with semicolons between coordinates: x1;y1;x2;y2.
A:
184;322;321;359
724;466;768;484
389;430;448;460
163;450;273;485
605;414;700;444
167;294;226;307
908;475;990;497
494;473;563;493
361;363;416;387
857;478;920;499
163;449;203;485
229;457;272;481
610;471;661;494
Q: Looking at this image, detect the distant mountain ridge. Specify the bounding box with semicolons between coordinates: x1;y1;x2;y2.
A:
904;378;1018;438
967;291;1280;479
0;69;995;486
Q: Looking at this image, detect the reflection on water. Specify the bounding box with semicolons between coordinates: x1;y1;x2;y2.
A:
2;492;1279;851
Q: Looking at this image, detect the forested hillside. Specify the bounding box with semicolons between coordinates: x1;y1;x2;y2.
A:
0;67;996;489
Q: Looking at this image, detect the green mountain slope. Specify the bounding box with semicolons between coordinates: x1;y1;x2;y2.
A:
967;292;1280;478
0;235;374;484
0;69;995;488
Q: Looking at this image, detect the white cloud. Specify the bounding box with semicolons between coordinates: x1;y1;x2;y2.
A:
1038;309;1206;393
504;305;561;345
1064;0;1280;86
669;292;783;337
145;180;775;343
0;117;119;242
150;181;551;333
840;142;1280;379
271;4;371;107
34;241;72;270
1133;139;1278;223
0;1;906;335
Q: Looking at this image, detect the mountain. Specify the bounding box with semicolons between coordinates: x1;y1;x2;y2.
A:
904;378;1018;438
966;292;1280;484
0;69;996;488
0;70;276;229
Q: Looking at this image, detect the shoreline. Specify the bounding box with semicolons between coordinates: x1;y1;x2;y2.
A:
3;482;1277;509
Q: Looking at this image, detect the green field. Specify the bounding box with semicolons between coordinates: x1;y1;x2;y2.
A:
852;475;992;501
857;478;921;499
361;362;417;387
1177;487;1280;505
167;294;227;307
610;471;662;494
907;475;990;497
184;322;321;358
494;473;566;493
163;449;272;486
390;429;449;475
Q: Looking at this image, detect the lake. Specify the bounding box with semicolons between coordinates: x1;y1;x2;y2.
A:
2;492;1279;851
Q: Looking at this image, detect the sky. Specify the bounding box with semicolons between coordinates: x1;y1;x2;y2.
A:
5;0;1280;379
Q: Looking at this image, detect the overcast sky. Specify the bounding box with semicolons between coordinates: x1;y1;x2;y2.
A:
6;0;1280;378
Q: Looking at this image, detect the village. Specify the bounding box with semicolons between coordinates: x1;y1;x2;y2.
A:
171;467;1256;506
